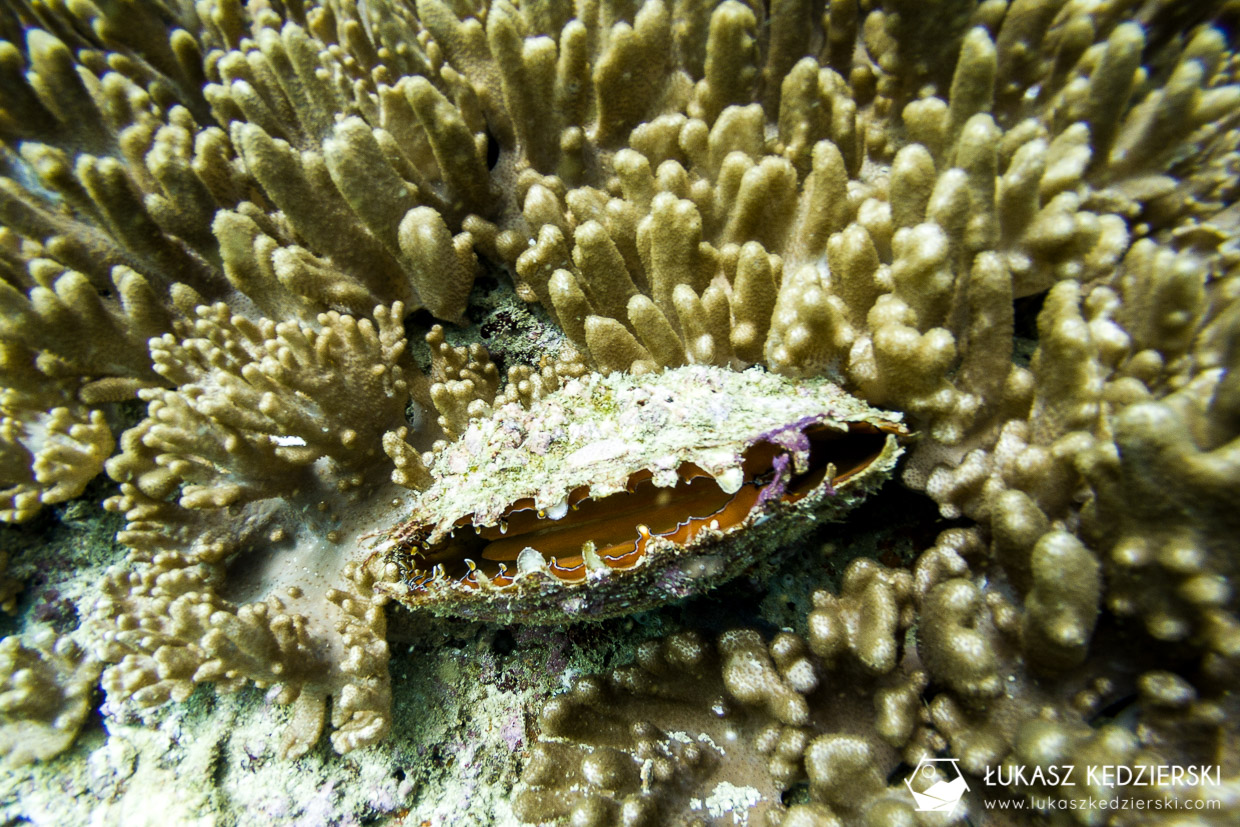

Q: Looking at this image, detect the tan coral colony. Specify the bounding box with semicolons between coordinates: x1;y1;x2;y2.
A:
0;0;1238;824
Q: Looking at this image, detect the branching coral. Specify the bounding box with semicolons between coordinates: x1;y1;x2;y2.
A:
0;0;486;531
1081;369;1240;679
518;545;1238;824
1;399;112;523
0;1;1234;814
95;302;419;755
0;627;101;767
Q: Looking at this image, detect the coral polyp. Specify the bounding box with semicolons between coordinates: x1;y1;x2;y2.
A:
0;0;1237;821
377;366;904;622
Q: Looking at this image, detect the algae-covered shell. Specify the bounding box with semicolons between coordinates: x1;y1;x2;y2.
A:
374;366;905;623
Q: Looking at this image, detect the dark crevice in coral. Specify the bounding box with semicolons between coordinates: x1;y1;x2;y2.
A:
836;482;971;571
1091;692;1139;727
403;306;441;345
490;628;516;656
643;478;957;644
209;744;228;789
1013;289;1048;344
1141;3;1230;69
468;275;567;368
62;685;108;754
886;760;916;786
484;125;501;171
780;781;811;807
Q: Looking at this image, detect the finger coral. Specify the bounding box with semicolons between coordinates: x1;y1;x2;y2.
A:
518;547;1237;823
0;628;100;767
96;302;418;756
0;2;1235;823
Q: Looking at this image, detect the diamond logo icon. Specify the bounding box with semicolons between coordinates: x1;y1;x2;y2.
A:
906;757;969;815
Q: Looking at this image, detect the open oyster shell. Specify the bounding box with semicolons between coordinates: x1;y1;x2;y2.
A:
374;366;905;623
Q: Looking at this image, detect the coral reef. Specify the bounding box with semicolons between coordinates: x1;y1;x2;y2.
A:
0;627;101;767
95;301;414;756
0;0;1235;823
517;549;1240;823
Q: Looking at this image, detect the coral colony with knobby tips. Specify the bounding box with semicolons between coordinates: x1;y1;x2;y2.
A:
0;0;1238;824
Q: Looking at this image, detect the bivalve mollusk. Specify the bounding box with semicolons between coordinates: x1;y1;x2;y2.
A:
374;366;906;623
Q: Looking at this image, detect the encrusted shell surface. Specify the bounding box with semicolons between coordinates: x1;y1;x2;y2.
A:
375;366;905;622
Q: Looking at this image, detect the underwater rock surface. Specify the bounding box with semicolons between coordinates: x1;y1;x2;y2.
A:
0;0;1238;823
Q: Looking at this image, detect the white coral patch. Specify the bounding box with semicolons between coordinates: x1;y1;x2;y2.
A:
692;781;762;824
